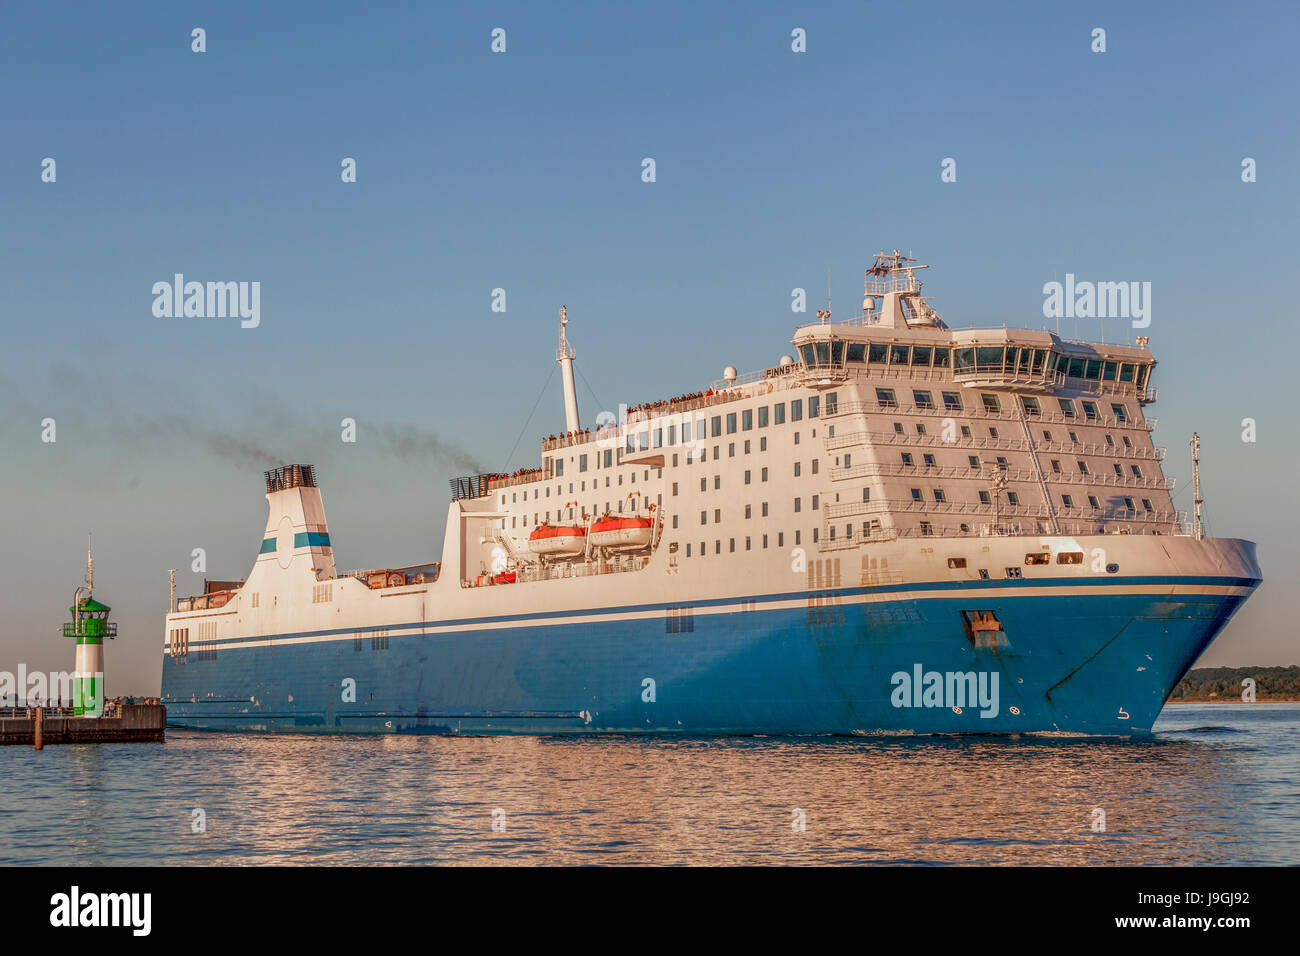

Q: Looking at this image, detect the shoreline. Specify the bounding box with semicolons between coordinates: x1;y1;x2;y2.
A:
1167;698;1300;704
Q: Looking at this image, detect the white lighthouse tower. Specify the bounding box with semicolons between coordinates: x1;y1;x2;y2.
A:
557;306;581;433
65;536;114;716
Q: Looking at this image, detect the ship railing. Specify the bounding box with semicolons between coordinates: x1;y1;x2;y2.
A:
829;462;1046;483
487;470;546;491
828;461;1174;491
824;496;1185;525
708;364;802;391
826;399;1155;432
827;428;1167;462
541;427;618;452
950;364;1059;387
1034;439;1166;460
0;705;82;718
837;431;1033;453
625;389;751;425
864;272;923;296
861;432;1165;460
507;552;650;585
821;517;1186;544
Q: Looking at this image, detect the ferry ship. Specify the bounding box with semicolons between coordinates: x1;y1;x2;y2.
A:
160;252;1261;735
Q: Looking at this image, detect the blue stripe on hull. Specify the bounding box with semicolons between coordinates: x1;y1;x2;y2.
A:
161;589;1251;736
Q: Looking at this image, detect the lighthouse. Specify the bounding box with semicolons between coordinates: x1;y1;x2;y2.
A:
62;539;115;716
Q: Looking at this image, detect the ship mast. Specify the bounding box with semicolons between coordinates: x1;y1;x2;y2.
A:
557;306;581;433
1191;432;1204;540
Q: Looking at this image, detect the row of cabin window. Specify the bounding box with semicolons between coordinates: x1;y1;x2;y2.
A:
685;528;820;557
889;419;1137;452
506;469;662;503
897;451;1145;479
877;388;1130;423
510;494;662;527
907;486;1156;512
537;422;814;492
621;395;836;452
800;341;1150;387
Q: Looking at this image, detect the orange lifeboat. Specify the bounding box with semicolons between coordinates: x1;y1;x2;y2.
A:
588;511;654;551
528;521;587;556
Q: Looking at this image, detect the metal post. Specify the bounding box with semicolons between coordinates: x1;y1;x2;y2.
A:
1191;432;1204;540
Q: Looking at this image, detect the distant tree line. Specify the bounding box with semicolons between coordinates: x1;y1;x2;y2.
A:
1170;666;1300;701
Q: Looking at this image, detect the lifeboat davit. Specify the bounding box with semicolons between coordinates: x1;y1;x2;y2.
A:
587;513;653;551
528;522;586;556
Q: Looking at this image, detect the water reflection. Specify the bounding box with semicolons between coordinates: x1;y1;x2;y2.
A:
2;704;1296;865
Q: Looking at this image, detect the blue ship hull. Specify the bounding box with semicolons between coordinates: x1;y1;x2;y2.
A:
161;575;1255;736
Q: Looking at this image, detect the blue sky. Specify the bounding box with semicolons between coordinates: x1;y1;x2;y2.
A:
2;1;1296;694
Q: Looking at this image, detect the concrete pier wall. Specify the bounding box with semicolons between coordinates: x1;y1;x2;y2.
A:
0;704;165;745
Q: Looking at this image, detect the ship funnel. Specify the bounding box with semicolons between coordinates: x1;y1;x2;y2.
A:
258;464;336;580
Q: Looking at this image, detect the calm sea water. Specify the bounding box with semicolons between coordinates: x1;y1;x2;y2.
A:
2;703;1297;865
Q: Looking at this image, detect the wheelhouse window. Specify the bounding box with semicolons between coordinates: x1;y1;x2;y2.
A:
911;346;932;366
